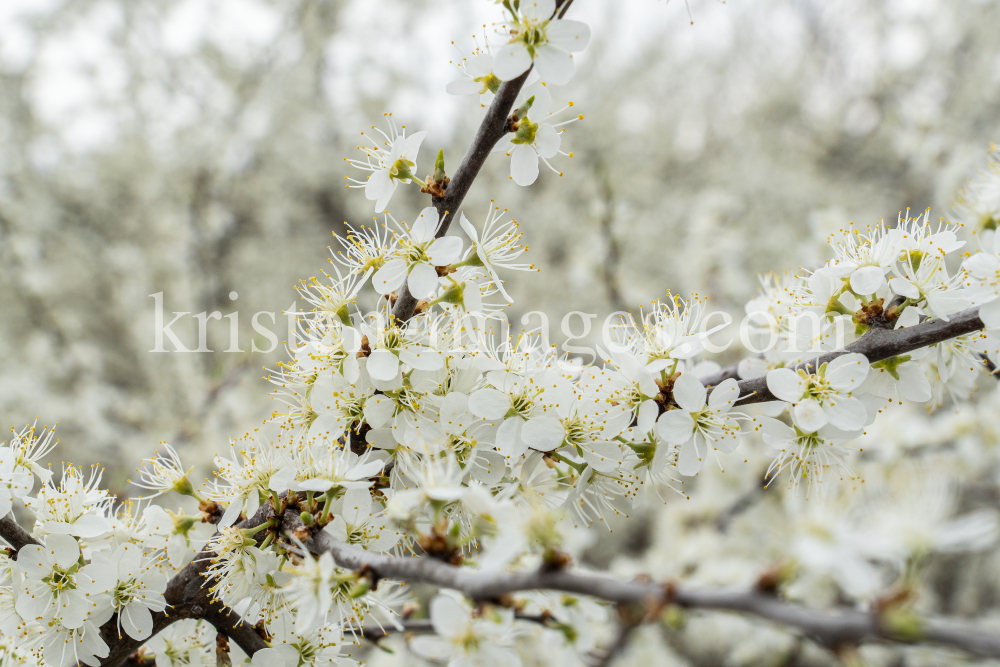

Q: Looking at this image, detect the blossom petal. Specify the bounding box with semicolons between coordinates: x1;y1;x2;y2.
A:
822;397;867;431
766;368;804;403
492;43;533;81
510;144;540;186
372;258;408;295
446;77;482;95
366;349;400;382
546;19;591;52
534;44;575;85
521;416;565;451
656;409;695;444
707;378;739;412
677;439;703;476
469;388;510;420
825;353;869;391
411;206;439;243
534;123;561;159
849;266;885;296
793;398;828;432
407;263;440;299
426;236;464;266
671;373;706;412
496;418;528;458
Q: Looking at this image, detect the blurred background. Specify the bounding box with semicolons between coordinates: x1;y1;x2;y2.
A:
3;0;1000;664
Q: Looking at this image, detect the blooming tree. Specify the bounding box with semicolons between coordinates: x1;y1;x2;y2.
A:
3;2;1000;666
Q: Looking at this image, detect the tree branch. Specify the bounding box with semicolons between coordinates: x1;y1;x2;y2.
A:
699;306;986;404
285;513;1000;659
99;506;273;667
0;512;40;557
390;68;533;323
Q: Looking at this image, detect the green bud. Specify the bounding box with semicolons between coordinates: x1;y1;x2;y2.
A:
171;474;196;498
388;157;416;182
882;607;924;641
336;303;353;327
661;605;686;630
514;95;535;120
479;73;502;95
434;149;446;182
300;511;315;526
349;579;371;598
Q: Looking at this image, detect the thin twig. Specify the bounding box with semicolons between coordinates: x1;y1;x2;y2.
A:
284;512;1000;660
699;306;986;403
391;67;532;323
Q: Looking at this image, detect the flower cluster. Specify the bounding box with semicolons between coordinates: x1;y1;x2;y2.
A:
5;2;1000;666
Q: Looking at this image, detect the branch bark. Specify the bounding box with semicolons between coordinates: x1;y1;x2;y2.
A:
284;513;1000;660
699;306;986;404
0;512;39;557
98;506;272;667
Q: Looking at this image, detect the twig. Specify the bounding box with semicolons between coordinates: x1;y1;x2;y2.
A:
698;306;986;404
0;512;40;557
589;621;639;667
281;512;1000;660
391;67;532;323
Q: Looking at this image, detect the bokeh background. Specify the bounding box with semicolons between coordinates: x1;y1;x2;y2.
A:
3;1;1000;664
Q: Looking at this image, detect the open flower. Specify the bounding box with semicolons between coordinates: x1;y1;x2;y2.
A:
655;374;743;476
492;0;591;85
409;594;520;667
345;114;427;212
827;221;903;296
101;543;168;641
500;88;581;186
766;354;870;432
757;417;860;497
15;534;114;629
372;207;464;299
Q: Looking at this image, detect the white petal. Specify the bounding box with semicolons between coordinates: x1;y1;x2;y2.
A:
849;266;886;295
495;418;528;458
430;595;469;638
446;77;482;95
365;169;394;210
426;236;464;266
766;368;805;402
366;349;400;381
979;297;1000;330
888;276;920;300
822;397;867;431
707;378;739;412
459;212;480;243
122;602;153;640
521;416;565;452
492;43;533;81
636;399;659;434
825;353;869;391
468;388;510;420
363;396;395;429
411;206;440;242
546;19;591;52
407;263;440;299
401;131;427;162
793;398;828;432
656;410;695;444
534;44;575;85
399;345;443;371
672;373;706;412
372;258;408;295
534;123;560;159
510;144;540;186
677;439;703;476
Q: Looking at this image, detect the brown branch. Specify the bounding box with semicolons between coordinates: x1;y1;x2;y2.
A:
0;512;40;557
99;505;274;667
283;512;1000;660
699;306;986;403
390;68;533;323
